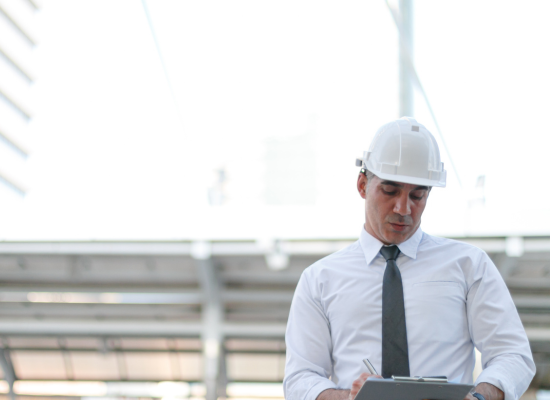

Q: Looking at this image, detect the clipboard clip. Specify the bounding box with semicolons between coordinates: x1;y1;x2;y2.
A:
392;376;448;383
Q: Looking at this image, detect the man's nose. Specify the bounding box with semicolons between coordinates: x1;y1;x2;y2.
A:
393;193;412;216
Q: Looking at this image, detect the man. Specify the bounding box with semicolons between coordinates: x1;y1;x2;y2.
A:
283;117;535;400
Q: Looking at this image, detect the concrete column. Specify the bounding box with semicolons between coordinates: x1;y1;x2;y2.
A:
193;241;226;400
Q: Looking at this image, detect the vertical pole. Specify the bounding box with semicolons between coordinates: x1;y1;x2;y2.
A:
0;348;17;400
58;338;74;380
399;0;414;117
218;346;228;399
193;241;226;400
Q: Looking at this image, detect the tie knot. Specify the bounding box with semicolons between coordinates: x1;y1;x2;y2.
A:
380;245;400;261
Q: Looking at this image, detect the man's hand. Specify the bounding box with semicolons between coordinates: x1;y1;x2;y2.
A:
350;372;383;400
316;373;382;400
464;383;504;400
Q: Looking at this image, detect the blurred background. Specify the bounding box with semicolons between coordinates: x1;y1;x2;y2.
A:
1;0;550;400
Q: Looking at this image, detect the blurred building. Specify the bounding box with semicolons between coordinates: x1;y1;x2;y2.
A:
0;0;39;196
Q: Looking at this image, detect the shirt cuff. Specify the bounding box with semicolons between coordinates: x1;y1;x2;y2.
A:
304;379;339;400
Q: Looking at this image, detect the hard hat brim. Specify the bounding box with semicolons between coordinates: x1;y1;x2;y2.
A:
369;170;447;188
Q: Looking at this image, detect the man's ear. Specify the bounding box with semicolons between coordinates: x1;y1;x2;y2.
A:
357;173;367;199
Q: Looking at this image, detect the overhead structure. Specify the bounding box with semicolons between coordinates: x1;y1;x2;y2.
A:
0;236;550;397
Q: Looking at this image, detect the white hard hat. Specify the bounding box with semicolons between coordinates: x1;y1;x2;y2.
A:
356;117;446;187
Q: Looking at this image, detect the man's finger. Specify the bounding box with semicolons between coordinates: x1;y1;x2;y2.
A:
350;372;381;400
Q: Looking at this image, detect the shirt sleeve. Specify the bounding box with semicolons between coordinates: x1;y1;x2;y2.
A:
283;268;338;400
467;251;536;400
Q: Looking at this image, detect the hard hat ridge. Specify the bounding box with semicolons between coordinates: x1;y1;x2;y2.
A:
357;117;447;187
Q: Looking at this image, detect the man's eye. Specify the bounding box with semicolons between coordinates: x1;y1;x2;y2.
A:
382;189;397;195
411;193;424;200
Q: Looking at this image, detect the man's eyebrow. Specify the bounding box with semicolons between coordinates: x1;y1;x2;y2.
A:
380;181;402;187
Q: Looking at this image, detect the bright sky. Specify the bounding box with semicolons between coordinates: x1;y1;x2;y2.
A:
1;0;549;240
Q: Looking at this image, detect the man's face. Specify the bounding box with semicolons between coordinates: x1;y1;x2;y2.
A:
357;173;430;245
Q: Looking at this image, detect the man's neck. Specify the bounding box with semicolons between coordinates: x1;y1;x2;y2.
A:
363;222;392;245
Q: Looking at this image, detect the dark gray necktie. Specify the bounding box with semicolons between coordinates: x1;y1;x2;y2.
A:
380;245;410;378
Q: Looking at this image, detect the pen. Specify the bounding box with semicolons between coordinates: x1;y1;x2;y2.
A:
362;359;378;375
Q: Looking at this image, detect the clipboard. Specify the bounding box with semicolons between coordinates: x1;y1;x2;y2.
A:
355;377;473;400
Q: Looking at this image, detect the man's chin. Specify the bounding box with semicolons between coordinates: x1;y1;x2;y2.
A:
384;229;412;245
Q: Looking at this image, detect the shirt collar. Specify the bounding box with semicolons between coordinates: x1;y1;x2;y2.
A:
359;225;423;266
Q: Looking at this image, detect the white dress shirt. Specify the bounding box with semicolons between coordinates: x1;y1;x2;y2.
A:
284;227;535;400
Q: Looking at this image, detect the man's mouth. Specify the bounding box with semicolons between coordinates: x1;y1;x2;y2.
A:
390;223;408;232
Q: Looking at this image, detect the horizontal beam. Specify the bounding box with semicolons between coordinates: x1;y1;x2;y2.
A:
520;314;550;325
0;347;284;355
0;271;298;286
0;290;294;304
223;291;293;303
2;319;548;342
223;271;301;285
0;306;199;320
0;320;286;338
0;285;199;293
0;272;199;285
0;241;340;256
5;288;550;312
506;278;550;290
0;320;202;337
2;237;550;256
460;237;550;254
0;242;194;255
3;319;545;342
0;291;202;304
513;296;550;309
5;289;550;309
4;273;550;292
4;379;285;385
525;328;550;341
224;322;286;338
